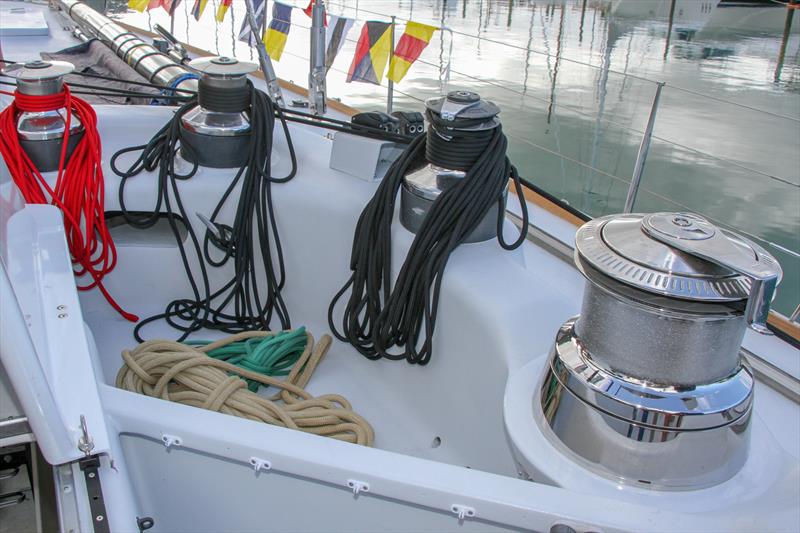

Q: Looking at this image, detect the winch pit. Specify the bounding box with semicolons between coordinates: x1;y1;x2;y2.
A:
74;104;569;480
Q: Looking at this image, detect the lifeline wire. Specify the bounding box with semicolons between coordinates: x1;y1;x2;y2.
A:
116;329;374;446
0;85;137;321
111;81;297;342
328;109;529;365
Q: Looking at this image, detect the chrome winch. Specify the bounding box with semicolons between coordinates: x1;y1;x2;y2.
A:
180;56;258;168
538;212;782;490
1;60;83;172
400;90;505;243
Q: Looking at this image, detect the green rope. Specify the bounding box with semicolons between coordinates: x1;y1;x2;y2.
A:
185;328;307;392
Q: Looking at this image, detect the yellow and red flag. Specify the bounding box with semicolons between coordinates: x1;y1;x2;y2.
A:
388;22;437;83
215;0;232;22
347;21;392;85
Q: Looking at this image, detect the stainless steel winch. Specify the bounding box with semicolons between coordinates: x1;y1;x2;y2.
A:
539;212;782;490
400;90;505;243
180;56;258;169
1;60;83;172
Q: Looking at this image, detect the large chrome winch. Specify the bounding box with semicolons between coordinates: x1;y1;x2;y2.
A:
400;90;505;243
1;60;83;172
180;56;258;168
539;212;782;490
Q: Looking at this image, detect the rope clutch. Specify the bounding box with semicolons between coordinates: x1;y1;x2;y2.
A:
116;330;374;446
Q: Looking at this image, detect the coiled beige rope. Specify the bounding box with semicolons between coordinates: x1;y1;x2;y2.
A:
115;330;374;446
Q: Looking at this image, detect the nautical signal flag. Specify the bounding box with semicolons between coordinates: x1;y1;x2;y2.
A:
162;0;181;15
388;22;437;83
303;0;327;26
325;15;354;72
191;0;208;20
238;0;266;46
128;0;180;13
215;0;232;22
128;0;149;11
265;2;293;62
347;21;392;85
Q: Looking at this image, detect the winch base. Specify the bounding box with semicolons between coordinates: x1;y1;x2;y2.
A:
399;182;505;243
534;318;752;491
179;124;251;169
20;131;83;173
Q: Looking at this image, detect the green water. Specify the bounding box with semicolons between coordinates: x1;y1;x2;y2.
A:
116;0;800;316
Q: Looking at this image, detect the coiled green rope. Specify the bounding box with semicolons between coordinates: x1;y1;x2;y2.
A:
185;327;308;392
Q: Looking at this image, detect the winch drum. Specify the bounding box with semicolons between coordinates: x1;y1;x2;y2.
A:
574;262;747;386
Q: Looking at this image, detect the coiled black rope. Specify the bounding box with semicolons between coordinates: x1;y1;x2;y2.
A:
111;81;297;342
328;110;529;365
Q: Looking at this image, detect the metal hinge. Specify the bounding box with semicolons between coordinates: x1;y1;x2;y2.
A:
78;455;109;533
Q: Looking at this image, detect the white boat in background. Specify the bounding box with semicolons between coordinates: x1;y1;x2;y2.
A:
1;1;798;532
610;0;721;34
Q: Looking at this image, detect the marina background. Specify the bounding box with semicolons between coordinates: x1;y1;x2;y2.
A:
114;0;800;317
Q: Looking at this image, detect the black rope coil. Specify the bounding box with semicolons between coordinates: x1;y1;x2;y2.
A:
197;79;251;113
111;81;298;342
425;127;495;171
328;111;529;365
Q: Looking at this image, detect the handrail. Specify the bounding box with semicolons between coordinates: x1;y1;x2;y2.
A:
665;82;800;124
287;20;800;190
322;0;800;123
504;130;800;262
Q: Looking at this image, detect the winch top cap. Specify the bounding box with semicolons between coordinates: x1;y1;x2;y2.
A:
188;56;258;77
575;212;782;304
1;60;74;81
425;90;500;123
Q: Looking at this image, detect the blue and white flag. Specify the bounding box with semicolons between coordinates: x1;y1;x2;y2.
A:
238;0;267;46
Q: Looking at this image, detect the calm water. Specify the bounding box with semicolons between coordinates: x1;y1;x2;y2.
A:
115;0;800;316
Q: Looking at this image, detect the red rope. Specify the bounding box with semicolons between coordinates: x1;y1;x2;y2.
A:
0;85;138;322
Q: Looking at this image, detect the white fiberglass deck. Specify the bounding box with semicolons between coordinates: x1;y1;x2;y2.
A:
1;2;799;532
0;102;790;531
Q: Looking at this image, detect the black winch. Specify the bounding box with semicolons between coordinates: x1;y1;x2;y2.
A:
1;60;84;172
400;90;504;243
329;89;528;365
179;56;258;168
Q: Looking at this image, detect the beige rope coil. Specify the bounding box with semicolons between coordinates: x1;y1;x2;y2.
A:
115;330;374;446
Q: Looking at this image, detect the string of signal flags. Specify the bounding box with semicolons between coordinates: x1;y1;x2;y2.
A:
128;0;446;86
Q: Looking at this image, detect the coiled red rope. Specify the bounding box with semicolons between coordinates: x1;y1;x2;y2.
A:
0;85;138;321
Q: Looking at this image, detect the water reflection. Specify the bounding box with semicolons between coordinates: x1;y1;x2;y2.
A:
112;0;799;314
